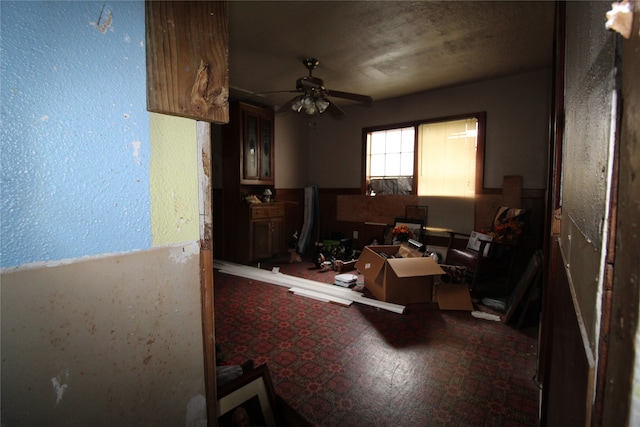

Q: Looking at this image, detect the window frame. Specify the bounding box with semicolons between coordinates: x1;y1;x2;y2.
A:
361;112;486;196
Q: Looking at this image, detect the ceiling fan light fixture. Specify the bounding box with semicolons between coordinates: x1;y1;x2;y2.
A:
302;96;314;107
291;95;304;112
303;97;317;115
315;97;330;113
268;57;371;120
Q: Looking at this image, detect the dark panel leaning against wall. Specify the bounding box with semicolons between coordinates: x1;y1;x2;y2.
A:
601;3;640;424
275;188;305;249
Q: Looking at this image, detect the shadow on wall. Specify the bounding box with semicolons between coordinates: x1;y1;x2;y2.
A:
419;196;475;234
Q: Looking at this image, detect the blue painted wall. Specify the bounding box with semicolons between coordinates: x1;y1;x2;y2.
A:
1;1;150;268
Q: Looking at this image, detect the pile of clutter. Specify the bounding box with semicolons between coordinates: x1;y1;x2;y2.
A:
312;235;359;273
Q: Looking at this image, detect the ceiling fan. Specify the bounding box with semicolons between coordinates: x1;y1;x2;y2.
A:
266;58;373;119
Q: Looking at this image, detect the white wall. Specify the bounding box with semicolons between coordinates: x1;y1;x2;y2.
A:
285;69;552;190
274;113;311;189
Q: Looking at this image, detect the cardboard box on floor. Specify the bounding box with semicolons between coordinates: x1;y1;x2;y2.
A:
355;245;473;310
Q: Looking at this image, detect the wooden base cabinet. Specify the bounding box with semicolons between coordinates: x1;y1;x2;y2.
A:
250;203;284;260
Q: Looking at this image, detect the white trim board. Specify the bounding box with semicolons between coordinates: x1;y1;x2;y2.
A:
214;260;406;314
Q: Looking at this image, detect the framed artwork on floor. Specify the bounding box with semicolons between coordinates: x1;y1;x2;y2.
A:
217;364;278;427
393;218;425;242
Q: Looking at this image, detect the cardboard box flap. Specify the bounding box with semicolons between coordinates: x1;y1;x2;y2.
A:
436;284;474;310
355;247;387;280
386;257;445;278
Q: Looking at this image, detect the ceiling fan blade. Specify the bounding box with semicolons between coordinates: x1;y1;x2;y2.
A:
276;96;298;114
327;89;373;105
254;89;300;96
326;100;346;119
229;85;267;99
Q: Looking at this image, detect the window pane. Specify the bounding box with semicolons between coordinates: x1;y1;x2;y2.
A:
400;152;414;175
401;128;415;151
385;129;403;153
370;154;386;176
370;134;387;154
385;153;401;176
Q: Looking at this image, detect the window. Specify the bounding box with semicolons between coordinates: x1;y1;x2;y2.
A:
366;127;416;195
363;113;485;197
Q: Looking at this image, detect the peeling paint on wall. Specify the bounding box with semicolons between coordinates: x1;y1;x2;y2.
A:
0;243;200;274
1;244;206;425
51;369;69;405
185;395;207;427
169;241;199;265
131;140;142;165
90;5;112;34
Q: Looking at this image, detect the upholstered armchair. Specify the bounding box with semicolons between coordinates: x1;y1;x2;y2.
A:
445;207;528;295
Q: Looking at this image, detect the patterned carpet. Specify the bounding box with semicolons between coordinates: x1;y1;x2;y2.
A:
214;257;540;426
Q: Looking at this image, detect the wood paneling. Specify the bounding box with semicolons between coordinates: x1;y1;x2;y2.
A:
232;186;545;259
146;1;228;123
336;195;419;224
600;8;640;423
543;239;594;426
329;188;545;256
275;188;305;245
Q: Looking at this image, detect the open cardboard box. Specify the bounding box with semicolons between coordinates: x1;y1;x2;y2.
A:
355;245;473;310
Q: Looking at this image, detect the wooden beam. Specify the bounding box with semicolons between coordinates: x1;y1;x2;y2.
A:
146;1;229;123
197;122;217;425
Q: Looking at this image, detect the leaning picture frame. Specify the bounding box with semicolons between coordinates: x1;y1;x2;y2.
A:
217;364;278;427
405;205;428;226
393;217;425;242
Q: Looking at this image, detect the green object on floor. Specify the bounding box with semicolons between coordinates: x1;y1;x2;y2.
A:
322;239;341;249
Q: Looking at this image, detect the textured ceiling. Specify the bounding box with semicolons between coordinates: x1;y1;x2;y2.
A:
227;1;556;110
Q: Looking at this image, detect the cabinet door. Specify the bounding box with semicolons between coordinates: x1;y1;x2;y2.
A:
260;118;273;181
239;103;274;185
251;219;272;260
242;113;259;181
270;217;283;255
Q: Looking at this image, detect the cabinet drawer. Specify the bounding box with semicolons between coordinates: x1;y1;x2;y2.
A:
251;204;284;219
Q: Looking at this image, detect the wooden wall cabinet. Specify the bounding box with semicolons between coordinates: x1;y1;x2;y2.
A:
218;102;282;263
